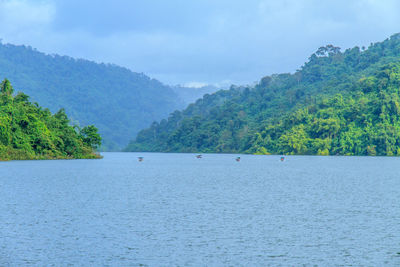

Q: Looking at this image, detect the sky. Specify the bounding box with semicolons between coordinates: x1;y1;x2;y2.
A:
0;0;399;87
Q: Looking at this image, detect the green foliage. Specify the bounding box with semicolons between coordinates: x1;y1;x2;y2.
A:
0;79;101;160
253;65;400;155
254;146;270;155
126;33;400;156
80;125;102;150
1;79;13;96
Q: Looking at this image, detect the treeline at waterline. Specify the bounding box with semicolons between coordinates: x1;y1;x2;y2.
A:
126;33;400;156
252;64;400;156
0;79;101;160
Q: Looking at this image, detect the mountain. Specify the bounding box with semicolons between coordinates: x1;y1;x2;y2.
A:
0;79;101;160
0;42;184;150
125;33;400;156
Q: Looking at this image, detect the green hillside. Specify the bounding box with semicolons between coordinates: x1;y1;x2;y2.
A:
0;43;184;150
0;79;101;160
126;33;400;156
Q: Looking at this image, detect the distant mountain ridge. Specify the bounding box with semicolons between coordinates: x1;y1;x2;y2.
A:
172;84;220;105
0;42;185;150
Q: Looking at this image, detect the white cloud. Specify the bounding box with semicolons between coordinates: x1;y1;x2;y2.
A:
0;0;400;85
183;82;209;88
0;0;55;42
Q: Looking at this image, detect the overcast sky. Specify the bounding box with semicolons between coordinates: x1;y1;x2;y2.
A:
0;0;399;87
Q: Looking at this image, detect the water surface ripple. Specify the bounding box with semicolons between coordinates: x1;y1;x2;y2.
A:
1;153;400;266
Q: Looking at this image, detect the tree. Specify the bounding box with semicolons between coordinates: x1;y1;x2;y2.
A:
81;125;102;150
1;79;13;96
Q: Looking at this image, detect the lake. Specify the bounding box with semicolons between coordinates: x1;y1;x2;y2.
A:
1;153;400;266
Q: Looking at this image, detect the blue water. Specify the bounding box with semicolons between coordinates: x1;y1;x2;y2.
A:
1;153;400;266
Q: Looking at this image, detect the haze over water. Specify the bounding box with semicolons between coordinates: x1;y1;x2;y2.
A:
1;153;400;266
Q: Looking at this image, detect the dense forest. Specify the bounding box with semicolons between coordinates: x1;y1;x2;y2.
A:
126;33;400;156
0;42;185;150
0;79;101;160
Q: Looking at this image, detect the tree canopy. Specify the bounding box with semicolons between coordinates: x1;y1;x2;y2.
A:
0;79;101;160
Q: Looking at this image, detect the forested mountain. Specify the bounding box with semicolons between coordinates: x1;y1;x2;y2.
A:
126;33;400;156
0;42;184;150
0;79;101;160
